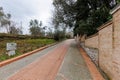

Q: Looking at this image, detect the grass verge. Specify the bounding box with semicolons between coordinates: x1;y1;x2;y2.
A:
0;38;55;62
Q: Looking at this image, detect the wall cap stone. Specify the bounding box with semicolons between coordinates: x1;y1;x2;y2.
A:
97;20;112;31
86;33;98;39
110;4;120;14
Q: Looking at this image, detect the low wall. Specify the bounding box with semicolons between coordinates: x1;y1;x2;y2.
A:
82;4;120;80
85;34;98;49
84;20;113;79
82;40;99;66
84;34;99;65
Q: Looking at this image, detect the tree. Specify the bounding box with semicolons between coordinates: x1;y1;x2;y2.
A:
52;0;117;36
0;7;4;22
0;6;24;34
52;0;75;28
29;19;42;36
0;7;11;33
1;14;11;33
54;29;65;41
9;22;23;35
46;27;54;38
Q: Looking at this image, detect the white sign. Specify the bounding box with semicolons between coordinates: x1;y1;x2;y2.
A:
6;43;17;50
8;50;16;56
6;43;17;56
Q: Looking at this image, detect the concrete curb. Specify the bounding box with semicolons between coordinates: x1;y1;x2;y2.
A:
78;45;105;80
0;43;57;67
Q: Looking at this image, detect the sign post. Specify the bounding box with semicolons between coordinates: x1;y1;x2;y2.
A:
6;43;17;56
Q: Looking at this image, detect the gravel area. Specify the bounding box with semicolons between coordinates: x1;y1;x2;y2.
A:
80;43;109;80
80;43;99;66
0;43;60;80
55;41;93;80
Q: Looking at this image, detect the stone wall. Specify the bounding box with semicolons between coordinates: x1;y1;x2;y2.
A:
84;34;99;66
84;4;120;80
85;21;114;79
112;5;120;80
85;34;98;48
98;21;113;79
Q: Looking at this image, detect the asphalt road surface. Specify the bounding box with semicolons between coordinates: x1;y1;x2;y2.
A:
0;39;104;80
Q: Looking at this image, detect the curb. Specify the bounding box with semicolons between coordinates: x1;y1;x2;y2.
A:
0;43;57;67
78;45;105;80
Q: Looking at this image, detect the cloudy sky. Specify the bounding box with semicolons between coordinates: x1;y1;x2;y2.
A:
0;0;54;34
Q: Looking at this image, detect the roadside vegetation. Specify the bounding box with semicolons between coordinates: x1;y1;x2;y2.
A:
0;37;55;62
0;2;73;62
52;0;120;37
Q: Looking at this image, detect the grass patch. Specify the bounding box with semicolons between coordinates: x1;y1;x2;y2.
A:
0;38;55;62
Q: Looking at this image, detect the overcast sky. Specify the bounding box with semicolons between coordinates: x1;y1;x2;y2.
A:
0;0;54;34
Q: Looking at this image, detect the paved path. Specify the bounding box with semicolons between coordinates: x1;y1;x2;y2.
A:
0;42;61;80
8;40;70;80
55;41;92;80
0;39;104;80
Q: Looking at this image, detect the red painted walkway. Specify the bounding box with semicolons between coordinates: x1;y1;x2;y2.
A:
8;40;70;80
